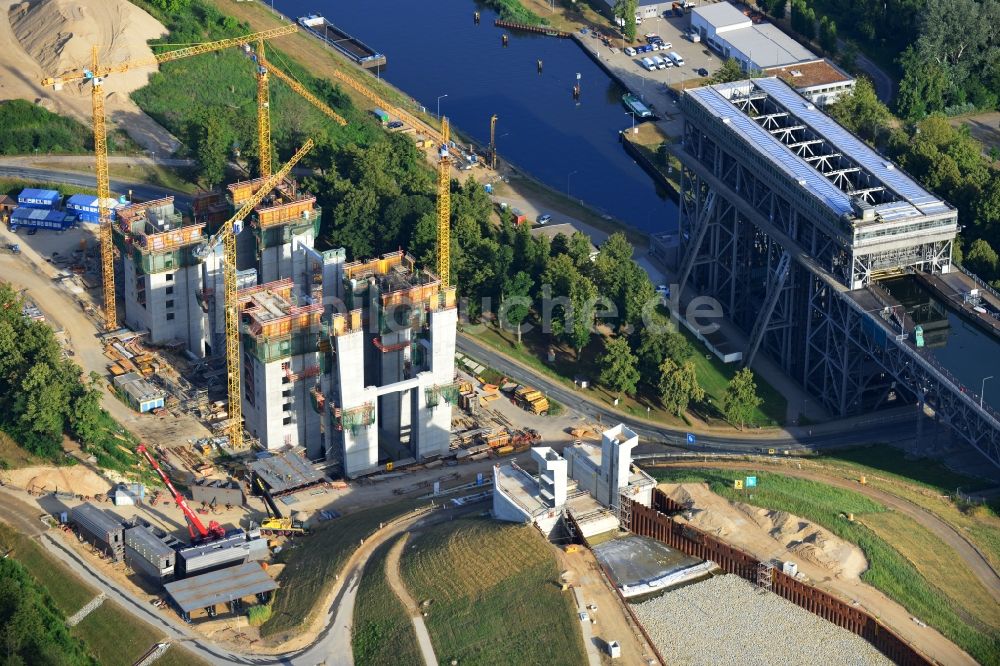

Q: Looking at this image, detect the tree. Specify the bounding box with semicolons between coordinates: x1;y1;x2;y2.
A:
965;238;999;276
614;0;638;41
819;16;838;54
771;0;786;19
721;368;763;430
502;271;534;343
658;357;704;417
710;58;747;84
598;336;641;397
192;108;232;187
568;274;598;357
825;78;891;145
637;324;694;388
567;232;594;270
593;233;654;330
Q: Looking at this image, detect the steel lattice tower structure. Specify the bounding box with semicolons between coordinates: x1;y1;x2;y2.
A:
675;78;1000;467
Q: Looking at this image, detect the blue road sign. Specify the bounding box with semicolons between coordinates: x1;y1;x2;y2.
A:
745;476;757;488
686;433;696;445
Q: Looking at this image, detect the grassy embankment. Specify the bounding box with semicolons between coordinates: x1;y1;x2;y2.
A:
0;523;207;665
625;122;683;194
465;318;786;427
733;445;1000;574
485;0;548;25
351;537;422;665
648;468;1000;665
400;518;587;665
260;499;428;640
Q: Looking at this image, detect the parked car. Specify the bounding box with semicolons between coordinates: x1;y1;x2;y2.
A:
624;46;636;56
387;120;404;129
697;67;709;76
536;214;552;225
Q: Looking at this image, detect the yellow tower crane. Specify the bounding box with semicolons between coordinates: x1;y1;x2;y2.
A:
251;40;348;178
437;117;451;287
41;24;298;330
195;139;314;450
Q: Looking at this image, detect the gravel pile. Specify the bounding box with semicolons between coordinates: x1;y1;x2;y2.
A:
631;575;892;665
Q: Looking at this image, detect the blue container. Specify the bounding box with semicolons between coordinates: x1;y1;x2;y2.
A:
17;188;61;209
9;207;72;231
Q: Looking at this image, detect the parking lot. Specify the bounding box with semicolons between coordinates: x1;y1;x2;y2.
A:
576;10;723;129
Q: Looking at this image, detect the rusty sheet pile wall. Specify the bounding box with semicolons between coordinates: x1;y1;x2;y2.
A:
625;491;930;666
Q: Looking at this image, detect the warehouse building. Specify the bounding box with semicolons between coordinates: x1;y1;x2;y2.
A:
17;188;60;209
71;503;124;561
113;371;165;413
763;59;856;106
163;562;277;622
175;531;252;579
124;525;178;582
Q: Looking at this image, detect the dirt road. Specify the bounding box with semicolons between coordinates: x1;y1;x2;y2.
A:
385;534;439;666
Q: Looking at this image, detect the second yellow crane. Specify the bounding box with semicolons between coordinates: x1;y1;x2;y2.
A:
437;117;451;287
194;139;314;450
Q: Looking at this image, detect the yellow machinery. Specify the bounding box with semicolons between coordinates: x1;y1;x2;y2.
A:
252;40;348;178
195;139;314;450
252;475;308;536
437;117;451;287
41;24;298;330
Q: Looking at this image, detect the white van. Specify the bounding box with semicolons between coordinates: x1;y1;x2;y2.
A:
641;57;656;71
668;51;685;66
652;55;667;69
624;46;636;56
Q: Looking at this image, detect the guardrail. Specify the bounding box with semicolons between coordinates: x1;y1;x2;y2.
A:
957;262;1000;304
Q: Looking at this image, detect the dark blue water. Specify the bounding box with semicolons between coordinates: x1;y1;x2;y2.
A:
275;0;678;233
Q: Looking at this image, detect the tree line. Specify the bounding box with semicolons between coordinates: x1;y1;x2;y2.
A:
827;79;1000;287
0;284;108;462
0;556;95;665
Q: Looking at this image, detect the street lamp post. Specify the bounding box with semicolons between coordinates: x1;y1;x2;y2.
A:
437;94;449;119
981;376;993;408
567;169;579;195
626;110;636;132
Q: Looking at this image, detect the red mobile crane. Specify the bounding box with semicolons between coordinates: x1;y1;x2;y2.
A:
137;444;226;543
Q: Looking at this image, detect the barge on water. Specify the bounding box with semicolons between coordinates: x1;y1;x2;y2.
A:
622;93;653;119
299;14;387;69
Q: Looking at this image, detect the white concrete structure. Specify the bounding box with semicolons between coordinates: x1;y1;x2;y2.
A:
763;60;856;106
564;424;655;510
493;424;655;540
691;2;752;43
321;251;458;477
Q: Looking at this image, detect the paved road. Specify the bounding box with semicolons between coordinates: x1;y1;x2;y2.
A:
652;460;1000;602
0;165;192;207
456;334;942;453
385;535;439;666
841;40;895;104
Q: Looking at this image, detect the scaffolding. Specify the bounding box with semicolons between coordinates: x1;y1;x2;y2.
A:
756;561;774;593
333;402;376;430
425;382;461;408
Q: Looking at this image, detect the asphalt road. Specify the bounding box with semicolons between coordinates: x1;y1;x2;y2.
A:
0;165;192;207
455;334;940;454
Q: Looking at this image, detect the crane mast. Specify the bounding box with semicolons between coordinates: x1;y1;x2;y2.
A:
437;117;451;287
43;25;298;330
256;40;272;179
137;443;224;542
197;140;315;450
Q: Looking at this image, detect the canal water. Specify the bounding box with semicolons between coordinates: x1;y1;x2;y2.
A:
882;276;1000;412
274;0;679;233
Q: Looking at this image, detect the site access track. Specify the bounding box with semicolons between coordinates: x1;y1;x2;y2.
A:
0;489;481;666
647;460;1000;603
455;335;946;453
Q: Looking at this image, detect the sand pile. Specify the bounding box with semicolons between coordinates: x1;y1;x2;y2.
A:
3;465;115;496
662;482;868;580
11;0;165;91
2;0;179;153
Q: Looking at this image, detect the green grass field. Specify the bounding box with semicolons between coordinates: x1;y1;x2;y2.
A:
0;429;43;470
351;536;422;666
400;518;587;665
156;645;212;666
0;523;95;616
72;604;163;666
261;499;428;640
650;468;1000;665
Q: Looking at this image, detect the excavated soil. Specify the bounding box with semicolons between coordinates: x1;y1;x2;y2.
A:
2;464;117;496
2;0;179;153
663;482;868;580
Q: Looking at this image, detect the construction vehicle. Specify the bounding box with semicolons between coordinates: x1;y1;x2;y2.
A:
193;139;314;450
514;386;550;415
40;24;298;331
137;443;226;543
252;476;308;537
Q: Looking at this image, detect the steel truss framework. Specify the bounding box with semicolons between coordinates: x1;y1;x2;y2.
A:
677;122;1000;468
